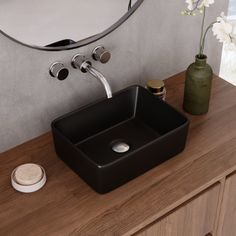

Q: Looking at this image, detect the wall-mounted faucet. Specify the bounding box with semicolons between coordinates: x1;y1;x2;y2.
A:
71;54;112;99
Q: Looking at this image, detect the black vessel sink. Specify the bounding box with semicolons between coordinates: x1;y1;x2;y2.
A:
51;86;189;194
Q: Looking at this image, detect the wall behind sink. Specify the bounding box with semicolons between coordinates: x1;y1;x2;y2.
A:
0;0;228;152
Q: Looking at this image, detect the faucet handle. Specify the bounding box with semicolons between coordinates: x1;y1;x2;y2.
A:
49;62;69;80
92;46;111;64
71;54;92;73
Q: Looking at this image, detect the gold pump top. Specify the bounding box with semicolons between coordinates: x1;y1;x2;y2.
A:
147;79;165;95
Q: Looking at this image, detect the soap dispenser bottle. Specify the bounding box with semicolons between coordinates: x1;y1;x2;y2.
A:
146;80;166;100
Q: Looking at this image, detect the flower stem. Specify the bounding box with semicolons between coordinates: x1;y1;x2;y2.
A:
200;22;217;55
199;7;206;57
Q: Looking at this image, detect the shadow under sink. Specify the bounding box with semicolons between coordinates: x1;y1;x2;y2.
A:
52;85;189;194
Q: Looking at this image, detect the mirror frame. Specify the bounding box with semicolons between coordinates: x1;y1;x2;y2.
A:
0;0;144;51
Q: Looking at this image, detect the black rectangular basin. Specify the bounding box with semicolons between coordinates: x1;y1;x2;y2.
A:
51;86;189;194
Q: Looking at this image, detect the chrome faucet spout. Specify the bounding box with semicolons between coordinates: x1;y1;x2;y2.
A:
85;64;112;99
71;54;113;99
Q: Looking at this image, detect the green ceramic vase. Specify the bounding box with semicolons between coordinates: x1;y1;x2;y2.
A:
183;55;213;115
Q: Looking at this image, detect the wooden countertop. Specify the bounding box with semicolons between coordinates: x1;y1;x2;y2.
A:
1;72;236;235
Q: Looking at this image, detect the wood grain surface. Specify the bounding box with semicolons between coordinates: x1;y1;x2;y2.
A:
136;184;220;236
217;171;236;236
1;72;236;235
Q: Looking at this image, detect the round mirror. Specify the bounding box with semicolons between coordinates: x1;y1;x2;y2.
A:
0;0;143;51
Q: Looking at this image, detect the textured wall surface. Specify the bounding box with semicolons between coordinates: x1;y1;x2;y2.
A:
0;0;228;152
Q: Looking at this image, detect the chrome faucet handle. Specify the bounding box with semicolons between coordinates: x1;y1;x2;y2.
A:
49;62;69;80
71;54;92;73
92;46;111;64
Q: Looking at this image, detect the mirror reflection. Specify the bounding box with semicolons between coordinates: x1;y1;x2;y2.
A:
0;0;138;47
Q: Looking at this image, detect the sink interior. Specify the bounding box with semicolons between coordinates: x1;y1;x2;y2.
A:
53;86;187;166
77;117;160;166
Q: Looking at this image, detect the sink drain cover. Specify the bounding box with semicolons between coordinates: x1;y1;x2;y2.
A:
112;141;130;153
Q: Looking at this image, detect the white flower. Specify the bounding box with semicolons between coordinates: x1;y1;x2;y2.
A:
186;0;194;10
213;21;233;43
212;12;236;48
183;0;214;15
198;0;215;8
217;12;227;22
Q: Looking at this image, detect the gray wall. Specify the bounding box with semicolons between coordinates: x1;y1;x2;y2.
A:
0;0;228;152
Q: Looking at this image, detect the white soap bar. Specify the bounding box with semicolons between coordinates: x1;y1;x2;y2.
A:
14;163;43;185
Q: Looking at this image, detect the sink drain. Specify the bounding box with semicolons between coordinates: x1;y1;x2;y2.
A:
111;141;130;154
